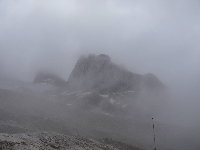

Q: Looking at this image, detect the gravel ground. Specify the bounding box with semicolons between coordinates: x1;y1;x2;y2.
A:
0;132;138;150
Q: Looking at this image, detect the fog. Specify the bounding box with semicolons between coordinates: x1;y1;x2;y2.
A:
0;0;200;149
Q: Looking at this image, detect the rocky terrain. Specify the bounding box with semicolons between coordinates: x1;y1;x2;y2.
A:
0;132;143;150
0;54;199;150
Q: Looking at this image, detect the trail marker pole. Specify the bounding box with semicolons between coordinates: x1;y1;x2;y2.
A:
152;118;156;150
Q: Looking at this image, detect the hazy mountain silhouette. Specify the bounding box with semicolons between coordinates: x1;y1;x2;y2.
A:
34;72;67;88
67;54;165;93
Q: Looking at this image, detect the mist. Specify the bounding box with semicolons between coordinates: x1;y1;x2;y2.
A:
0;0;200;149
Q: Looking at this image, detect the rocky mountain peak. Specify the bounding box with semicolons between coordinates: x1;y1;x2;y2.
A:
67;54;165;93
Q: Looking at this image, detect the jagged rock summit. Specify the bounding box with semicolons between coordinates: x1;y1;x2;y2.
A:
67;54;165;93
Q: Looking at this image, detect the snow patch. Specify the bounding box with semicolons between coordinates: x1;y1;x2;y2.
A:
109;98;115;104
76;92;91;99
82;92;91;96
99;94;109;98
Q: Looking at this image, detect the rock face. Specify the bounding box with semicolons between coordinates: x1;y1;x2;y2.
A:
67;54;165;93
34;72;67;88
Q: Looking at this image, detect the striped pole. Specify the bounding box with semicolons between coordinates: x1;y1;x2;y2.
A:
152;118;156;150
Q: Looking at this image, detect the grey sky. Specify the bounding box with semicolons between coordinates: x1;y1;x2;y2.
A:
0;0;199;86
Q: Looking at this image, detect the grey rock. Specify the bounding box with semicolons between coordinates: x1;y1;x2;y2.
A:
67;54;165;93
